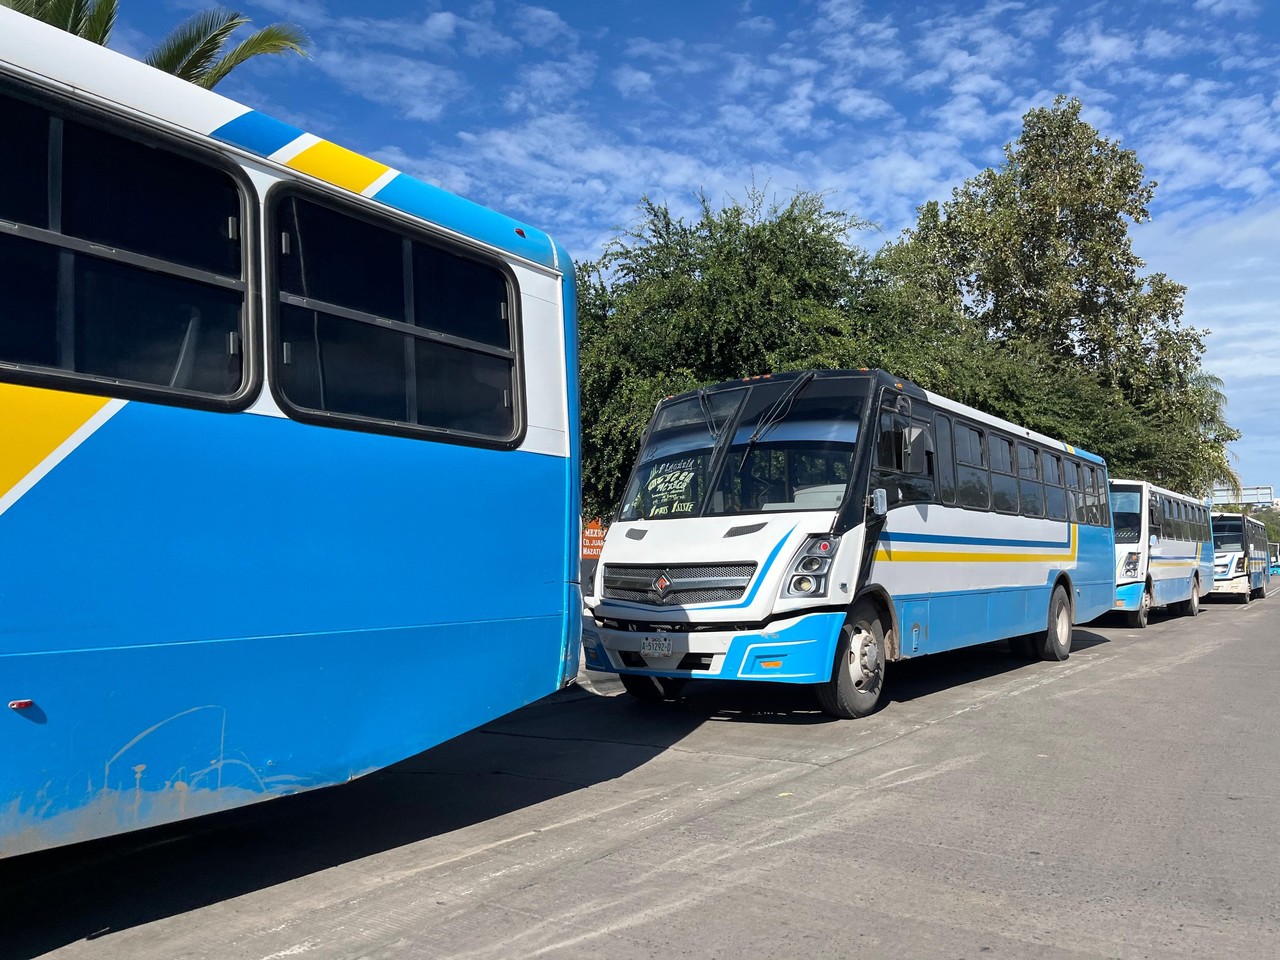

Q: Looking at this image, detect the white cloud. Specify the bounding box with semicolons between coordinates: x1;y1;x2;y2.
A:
612;65;654;97
739;16;776;35
513;5;577;48
1059;21;1138;70
312;50;468;122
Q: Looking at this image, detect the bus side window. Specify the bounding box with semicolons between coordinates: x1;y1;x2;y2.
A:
988;434;1018;514
935;414;957;505
955;422;990;510
1042;451;1067;520
873;406;935;505
1017;443;1044;518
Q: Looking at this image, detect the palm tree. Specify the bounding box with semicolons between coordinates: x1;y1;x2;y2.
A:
1;1;307;89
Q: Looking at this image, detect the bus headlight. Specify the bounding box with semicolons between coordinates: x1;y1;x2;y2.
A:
782;536;840;598
1235;557;1247;574
1122;553;1140;578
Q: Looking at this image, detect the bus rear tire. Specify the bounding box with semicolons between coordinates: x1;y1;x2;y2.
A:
1125;586;1151;629
817;603;886;719
1174;579;1200;617
619;675;686;702
1037;584;1073;661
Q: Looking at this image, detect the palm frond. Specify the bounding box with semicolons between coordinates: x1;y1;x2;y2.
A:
145;9;246;83
199;22;307;89
79;0;116;44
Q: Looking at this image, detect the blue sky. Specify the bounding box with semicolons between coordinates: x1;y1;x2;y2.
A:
117;1;1279;493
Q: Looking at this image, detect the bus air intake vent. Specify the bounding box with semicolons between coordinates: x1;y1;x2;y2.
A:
724;523;767;538
602;562;757;606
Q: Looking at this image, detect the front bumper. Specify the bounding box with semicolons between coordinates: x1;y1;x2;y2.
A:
581;609;846;684
1211;574;1249;595
1113;580;1145;611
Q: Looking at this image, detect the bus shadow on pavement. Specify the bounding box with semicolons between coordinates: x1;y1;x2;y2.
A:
0;685;702;960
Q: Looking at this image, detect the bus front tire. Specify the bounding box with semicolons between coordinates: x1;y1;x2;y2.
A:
1038;584;1073;661
817;603;887;719
1125;587;1151;629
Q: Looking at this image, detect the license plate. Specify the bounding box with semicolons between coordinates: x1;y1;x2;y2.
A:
640;636;672;658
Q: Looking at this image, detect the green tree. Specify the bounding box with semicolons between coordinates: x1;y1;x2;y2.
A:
885;96;1237;495
2;1;307;89
578;188;867;519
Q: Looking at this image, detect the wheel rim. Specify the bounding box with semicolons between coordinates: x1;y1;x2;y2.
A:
1190;584;1199;614
1141;590;1151;622
1055;603;1070;649
848;625;883;691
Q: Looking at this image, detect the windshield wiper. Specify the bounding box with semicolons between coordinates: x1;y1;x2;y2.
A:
737;372;816;472
697;388;720;440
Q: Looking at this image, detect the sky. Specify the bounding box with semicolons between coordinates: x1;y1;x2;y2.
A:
117;1;1280;493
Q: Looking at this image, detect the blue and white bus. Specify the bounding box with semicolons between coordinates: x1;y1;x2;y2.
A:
1108;480;1214;627
1;11;580;857
582;369;1115;718
1210;512;1271;603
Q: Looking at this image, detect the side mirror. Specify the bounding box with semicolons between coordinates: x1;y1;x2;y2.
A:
871;488;888;517
1149;533;1158;547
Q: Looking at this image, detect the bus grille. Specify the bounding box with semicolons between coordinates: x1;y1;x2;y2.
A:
602;562;757;606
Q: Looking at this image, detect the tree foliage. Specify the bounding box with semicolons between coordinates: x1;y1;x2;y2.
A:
580;98;1240;517
578;188;867;518
3;0;307;89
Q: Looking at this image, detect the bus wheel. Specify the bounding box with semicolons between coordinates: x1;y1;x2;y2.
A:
1125;587;1151;629
817;603;886;719
1256;578;1268;600
1241;585;1252;604
619;675;685;702
1038;584;1073;661
1176;579;1200;617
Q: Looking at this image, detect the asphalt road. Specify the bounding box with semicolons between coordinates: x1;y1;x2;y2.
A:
3;596;1278;960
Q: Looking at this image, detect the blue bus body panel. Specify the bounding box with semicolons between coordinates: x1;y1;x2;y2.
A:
1;402;571;856
886;521;1115;656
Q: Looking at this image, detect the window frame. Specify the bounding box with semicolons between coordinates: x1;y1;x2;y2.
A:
953;419;991;512
264;182;527;449
0;77;259;411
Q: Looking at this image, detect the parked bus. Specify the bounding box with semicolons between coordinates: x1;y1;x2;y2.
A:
1270;542;1280;576
1210;513;1271;602
0;12;580;858
1107;480;1214;628
581;369;1115;718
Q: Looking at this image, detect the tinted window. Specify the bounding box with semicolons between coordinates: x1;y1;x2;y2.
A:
0;92;48;229
989;435;1014;475
412;243;510;349
935;414;956;505
273;194;518;442
1042;452;1062;487
278;197;404;320
0;88;246;401
62;120;241;276
954;423;989;509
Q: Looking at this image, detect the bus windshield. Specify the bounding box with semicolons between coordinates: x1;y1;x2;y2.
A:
1110;488;1142;544
1213;519;1243;553
618;376;868;520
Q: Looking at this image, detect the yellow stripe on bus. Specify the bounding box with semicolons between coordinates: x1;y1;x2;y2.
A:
0;383;113;501
285;139;390;194
875;525;1078;564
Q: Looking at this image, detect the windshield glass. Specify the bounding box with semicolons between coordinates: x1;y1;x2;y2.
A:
1110;488;1142;544
618;376;868;520
1213;519;1242;553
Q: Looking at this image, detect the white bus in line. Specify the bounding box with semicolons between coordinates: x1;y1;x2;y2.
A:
1210;513;1271;603
1107;480;1214;628
582;369;1116;718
